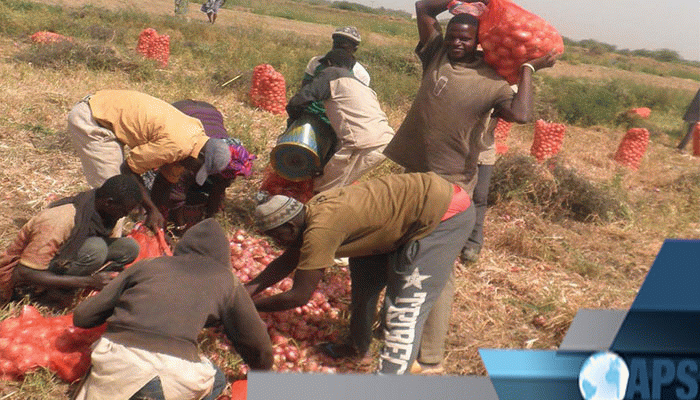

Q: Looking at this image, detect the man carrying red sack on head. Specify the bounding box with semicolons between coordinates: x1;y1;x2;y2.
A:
382;0;557;374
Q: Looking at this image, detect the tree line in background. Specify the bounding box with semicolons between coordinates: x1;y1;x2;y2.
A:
563;37;695;65
333;1;696;66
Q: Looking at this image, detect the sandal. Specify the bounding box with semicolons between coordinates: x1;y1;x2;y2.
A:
316;342;360;359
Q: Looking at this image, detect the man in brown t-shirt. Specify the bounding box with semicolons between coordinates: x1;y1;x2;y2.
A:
383;0;557;374
247;172;473;374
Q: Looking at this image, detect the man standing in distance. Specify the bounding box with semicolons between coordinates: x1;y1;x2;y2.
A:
302;26;370;88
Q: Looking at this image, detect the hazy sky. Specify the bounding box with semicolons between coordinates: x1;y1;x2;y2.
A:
354;0;699;62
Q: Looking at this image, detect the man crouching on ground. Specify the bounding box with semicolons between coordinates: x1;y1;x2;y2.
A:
0;174;142;309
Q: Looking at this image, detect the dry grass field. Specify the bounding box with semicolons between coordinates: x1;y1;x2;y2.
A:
1;0;700;398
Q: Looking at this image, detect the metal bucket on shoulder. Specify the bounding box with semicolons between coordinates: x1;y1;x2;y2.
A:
270;114;336;181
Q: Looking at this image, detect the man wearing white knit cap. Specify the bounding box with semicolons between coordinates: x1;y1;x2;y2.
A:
247;172;475;374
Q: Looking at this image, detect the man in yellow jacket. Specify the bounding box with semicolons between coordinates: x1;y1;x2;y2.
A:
67;90;232;231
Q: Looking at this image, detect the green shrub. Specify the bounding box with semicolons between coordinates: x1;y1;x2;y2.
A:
541;77;621;126
578;39;617;53
652;48;682;63
540;76;693;127
331;1;376;13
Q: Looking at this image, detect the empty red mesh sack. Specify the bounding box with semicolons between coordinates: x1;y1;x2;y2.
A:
259;164;314;203
125;223;173;267
494;118;512;155
0;305;106;382
249;64;287;115
137;28;170;67
476;0;564;84
30;31;72;44
614;128;649;170
530;119;565;162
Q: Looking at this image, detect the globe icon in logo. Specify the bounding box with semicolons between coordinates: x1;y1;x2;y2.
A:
578;351;630;400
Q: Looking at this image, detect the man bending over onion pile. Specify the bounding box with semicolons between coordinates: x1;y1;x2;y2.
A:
247;172;474;374
67;89;232;232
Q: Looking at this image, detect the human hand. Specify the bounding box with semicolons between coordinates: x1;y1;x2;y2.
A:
449;1;488;15
526;50;559;71
86;272;119;290
145;208;166;233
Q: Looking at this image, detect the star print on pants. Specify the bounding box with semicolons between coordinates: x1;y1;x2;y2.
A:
403;267;431;289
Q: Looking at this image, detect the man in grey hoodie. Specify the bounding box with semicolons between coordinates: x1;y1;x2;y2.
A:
73;218;273;400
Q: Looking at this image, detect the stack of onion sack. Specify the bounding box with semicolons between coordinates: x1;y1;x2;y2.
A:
461;0;564;84
614;128;649;170
0;305;106;382
530;119;566;162
494;118;512;154
249;64;287;115
203;229;362;377
136;28;170;67
30;31;72;44
259;164;315;203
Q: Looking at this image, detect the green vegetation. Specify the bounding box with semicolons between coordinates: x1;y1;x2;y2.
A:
225;0;414;38
561;38;700;81
540;76;693;129
564;37;699;67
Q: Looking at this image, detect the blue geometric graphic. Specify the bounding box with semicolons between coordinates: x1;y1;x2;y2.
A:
478;239;700;400
479;349;587;399
611;240;700;354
